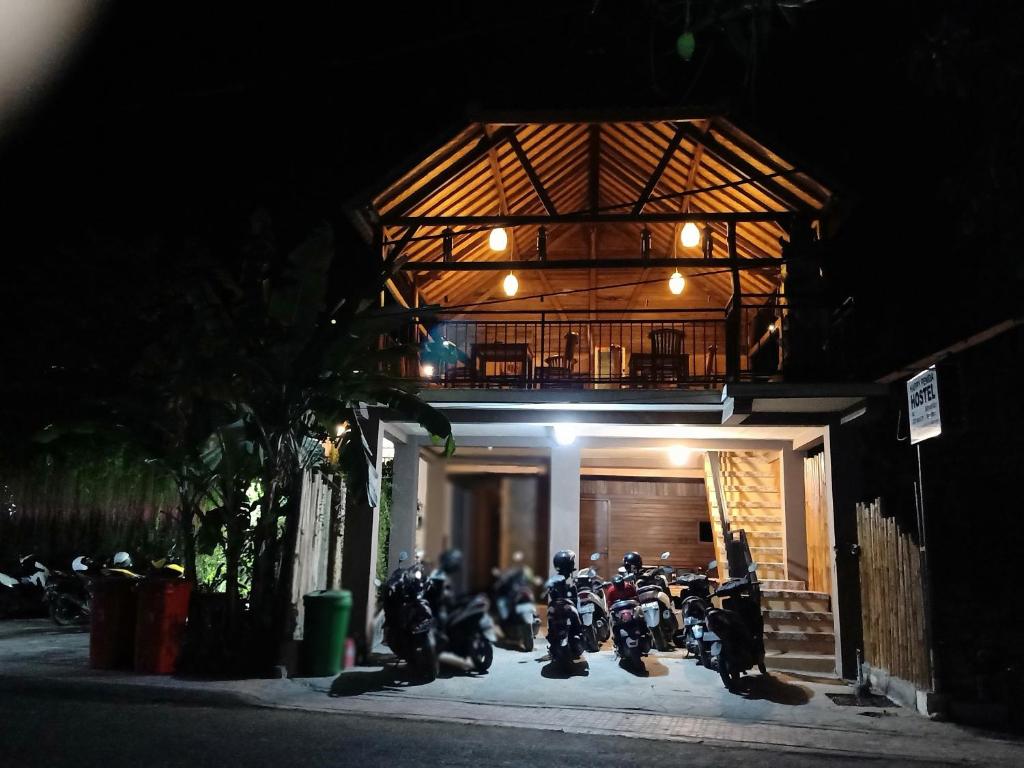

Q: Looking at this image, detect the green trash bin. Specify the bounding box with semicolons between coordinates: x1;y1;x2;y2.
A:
301;590;352;676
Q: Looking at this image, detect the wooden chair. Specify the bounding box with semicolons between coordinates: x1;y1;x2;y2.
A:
540;331;580;385
648;327;687;382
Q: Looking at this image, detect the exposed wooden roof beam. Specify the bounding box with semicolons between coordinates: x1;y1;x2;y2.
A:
381;211;795;226
389;126;516;218
402;257;781;272
483;126;568;321
631;124;686;215
678;123;816;214
508;134;557;216
588;124;600;215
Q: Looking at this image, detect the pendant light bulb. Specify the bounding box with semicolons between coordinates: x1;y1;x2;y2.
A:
680;222;701;248
668;270;685;295
489;227;508;252
503;271;519;297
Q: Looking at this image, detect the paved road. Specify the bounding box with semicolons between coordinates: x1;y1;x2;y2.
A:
0;677;960;768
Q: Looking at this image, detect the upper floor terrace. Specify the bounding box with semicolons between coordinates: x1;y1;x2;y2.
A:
348;109;833;390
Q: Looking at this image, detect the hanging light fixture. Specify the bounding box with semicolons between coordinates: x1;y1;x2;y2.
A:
489;227;508;252
668;270;686;295
680;221;701;248
503;271;519;297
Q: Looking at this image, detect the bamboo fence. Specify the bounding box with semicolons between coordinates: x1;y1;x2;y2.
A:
856;498;931;689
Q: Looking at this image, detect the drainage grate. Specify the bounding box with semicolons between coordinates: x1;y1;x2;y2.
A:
827;693;897;707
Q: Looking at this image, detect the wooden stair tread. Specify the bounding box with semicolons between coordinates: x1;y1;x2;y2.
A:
762;589;830;600
762;610;833;622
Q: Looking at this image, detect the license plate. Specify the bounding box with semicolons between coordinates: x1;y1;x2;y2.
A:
515;602;536;616
582;612;593;626
702;630;719;642
579;603;595;613
626;638;638;648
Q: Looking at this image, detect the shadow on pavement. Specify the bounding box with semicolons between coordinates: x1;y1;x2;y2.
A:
328;665;432;697
733;673;812;705
618;658;650;677
540;658;590;679
643;657;670;678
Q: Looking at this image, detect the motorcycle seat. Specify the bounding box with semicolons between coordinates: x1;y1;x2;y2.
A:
715;577;752;598
609;598;638;612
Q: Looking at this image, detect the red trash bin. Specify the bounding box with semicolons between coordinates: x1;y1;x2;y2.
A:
134;578;193;674
89;577;139;670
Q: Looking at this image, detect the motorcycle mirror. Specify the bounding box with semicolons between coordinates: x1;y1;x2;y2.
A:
660;551;671;560
590;552;601;561
373;577;382;587
748;562;758;573
398;551;410;563
707;560;718;571
512;550;524;563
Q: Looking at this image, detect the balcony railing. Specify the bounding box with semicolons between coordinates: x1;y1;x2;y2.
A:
402;306;785;390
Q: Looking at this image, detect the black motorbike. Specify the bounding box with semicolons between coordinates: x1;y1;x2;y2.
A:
45;568;91;626
381;552;440;681
576;556;611;653
704;563;768;689
0;554;49;619
635;552;678;652
426;550;495;674
490;556;539;652
671;561;716;661
544;573;586;670
605;571;652;670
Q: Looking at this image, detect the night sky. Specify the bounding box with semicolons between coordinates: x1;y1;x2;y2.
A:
2;1;1021;439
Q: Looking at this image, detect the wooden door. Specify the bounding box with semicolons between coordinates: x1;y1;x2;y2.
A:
580;498;610;560
804;451;832;595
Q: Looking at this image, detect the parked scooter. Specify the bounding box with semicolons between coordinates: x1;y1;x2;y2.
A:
44;551;144;626
703;562;768;689
380;550;440;681
426;549;496;674
671;561;716;661
490;551;540;652
576;553;611;653
0;554;50;618
633;552;678;651
544;549;586;670
604;567;652;670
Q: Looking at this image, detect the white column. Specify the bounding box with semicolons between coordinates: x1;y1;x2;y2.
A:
388;439;420;572
780;447;808;584
548;443;581;571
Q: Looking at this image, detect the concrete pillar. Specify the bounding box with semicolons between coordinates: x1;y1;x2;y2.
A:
780;447;809;585
824;423;865;679
340;414;383;660
423;457;451;562
548;443;581;573
388;438;420;573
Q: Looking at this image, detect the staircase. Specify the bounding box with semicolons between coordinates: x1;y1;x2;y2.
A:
704;450;837;677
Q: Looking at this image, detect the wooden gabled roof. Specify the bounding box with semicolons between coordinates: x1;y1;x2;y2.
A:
349;112;832;314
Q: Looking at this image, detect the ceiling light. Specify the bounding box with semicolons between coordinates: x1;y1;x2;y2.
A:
668;270;685;295
489;227;508;252
668;445;691;466
503;271;519;297
553;424;577;446
680;222;701;248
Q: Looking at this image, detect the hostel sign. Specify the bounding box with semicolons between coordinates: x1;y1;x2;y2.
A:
907;367;941;444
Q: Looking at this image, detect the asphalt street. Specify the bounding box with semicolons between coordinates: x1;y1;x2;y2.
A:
0;676;964;768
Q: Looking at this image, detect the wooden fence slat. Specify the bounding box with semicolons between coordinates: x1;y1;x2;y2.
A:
856;498;930;690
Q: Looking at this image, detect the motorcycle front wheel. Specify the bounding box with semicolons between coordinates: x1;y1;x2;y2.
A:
520;623;535;652
584;625;600;653
719;654;741;690
412;635;440;682
49;598;84;627
470;634;493;673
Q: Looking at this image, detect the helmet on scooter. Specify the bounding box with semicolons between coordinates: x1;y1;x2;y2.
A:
111;551;133;569
71;556;91;573
552;549;576;577
622;551;643;573
439;549;463;574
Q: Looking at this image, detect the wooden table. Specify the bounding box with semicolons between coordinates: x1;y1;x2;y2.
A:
472;342;534;384
629;352;690;383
